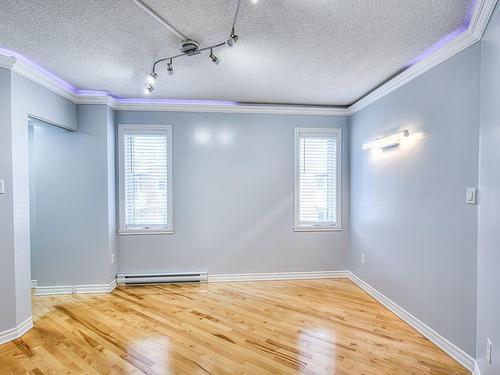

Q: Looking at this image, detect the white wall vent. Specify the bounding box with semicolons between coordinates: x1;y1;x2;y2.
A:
116;272;208;285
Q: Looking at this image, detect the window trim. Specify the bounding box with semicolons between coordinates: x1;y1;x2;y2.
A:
293;127;342;232
117;124;173;235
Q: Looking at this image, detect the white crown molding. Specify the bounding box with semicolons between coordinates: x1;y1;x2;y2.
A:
469;0;498;39
34;280;117;296
0;54;16;70
348;0;498;114
0;317;33;345
0;0;496;116
114;101;349;116
208;270;349;282
347;31;478;114
77;94;116;107
348;272;475;372
10;58;78;103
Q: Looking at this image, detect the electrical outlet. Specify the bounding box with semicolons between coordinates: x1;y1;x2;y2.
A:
361;253;366;264
487;338;492;364
111;253;115;264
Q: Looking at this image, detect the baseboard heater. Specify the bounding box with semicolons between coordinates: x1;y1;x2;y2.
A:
116;272;208;285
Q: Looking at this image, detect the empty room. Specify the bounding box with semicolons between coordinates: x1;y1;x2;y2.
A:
0;0;499;374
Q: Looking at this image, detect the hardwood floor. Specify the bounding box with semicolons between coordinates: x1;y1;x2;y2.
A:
0;279;469;374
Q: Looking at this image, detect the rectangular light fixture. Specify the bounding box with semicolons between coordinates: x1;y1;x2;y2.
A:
362;130;409;150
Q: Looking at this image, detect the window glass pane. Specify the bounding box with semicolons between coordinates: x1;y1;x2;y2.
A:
124;132;168;228
299;135;337;224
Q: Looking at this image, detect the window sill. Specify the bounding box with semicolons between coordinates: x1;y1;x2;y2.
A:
293;226;343;232
118;230;174;236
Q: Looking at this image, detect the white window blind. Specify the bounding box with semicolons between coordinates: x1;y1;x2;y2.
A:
294;128;341;231
118;125;173;234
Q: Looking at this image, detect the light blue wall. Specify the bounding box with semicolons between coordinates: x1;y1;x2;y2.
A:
107;107;118;279
0;67;78;334
29;105;117;286
8;73;77;328
476;3;500;374
349;44;481;355
116;111;350;275
0;67;17;333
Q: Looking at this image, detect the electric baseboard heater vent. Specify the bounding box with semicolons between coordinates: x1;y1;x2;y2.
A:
116;272;208;285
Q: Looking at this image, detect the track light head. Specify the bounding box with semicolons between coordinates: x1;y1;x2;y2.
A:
147;71;158;85
209;49;219;64
144;85;154;95
167;59;174;74
227;29;238;47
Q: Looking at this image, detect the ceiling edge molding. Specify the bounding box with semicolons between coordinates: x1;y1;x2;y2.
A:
0;0;496;116
10;58;78;103
0;55;16;70
347;32;478;114
469;0;498;39
0;50;349;116
348;0;497;114
113;101;350;116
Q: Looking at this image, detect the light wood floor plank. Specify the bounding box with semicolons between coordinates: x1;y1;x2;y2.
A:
0;279;469;374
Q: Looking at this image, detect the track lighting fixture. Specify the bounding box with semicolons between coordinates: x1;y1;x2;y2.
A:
135;0;243;95
209;49;219;64
227;28;239;47
147;71;158;84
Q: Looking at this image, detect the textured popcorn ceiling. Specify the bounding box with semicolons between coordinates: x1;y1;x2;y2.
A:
0;0;473;106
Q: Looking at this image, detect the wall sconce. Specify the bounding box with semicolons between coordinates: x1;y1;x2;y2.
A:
362;130;410;150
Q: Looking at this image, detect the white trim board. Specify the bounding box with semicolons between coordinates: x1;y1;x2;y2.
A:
30;280;37;288
208;270;349;282
347;272;475;373
0;317;33;345
34;280;117;296
474;361;481;375
0;0;496;116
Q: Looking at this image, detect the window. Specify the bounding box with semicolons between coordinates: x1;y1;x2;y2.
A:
118;124;173;234
294;127;342;231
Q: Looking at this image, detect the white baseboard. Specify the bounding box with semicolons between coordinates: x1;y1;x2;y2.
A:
30;280;37;288
0;317;33;345
348;272;474;373
74;280;117;294
473;360;481;375
208;270;349;282
34;280;116;296
34;285;73;296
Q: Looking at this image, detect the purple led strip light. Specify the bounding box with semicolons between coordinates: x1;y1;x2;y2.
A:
0;46;238;106
407;1;475;67
0;1;475;107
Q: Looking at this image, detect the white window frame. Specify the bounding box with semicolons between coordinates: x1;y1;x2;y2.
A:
118;124;173;235
293;127;342;232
